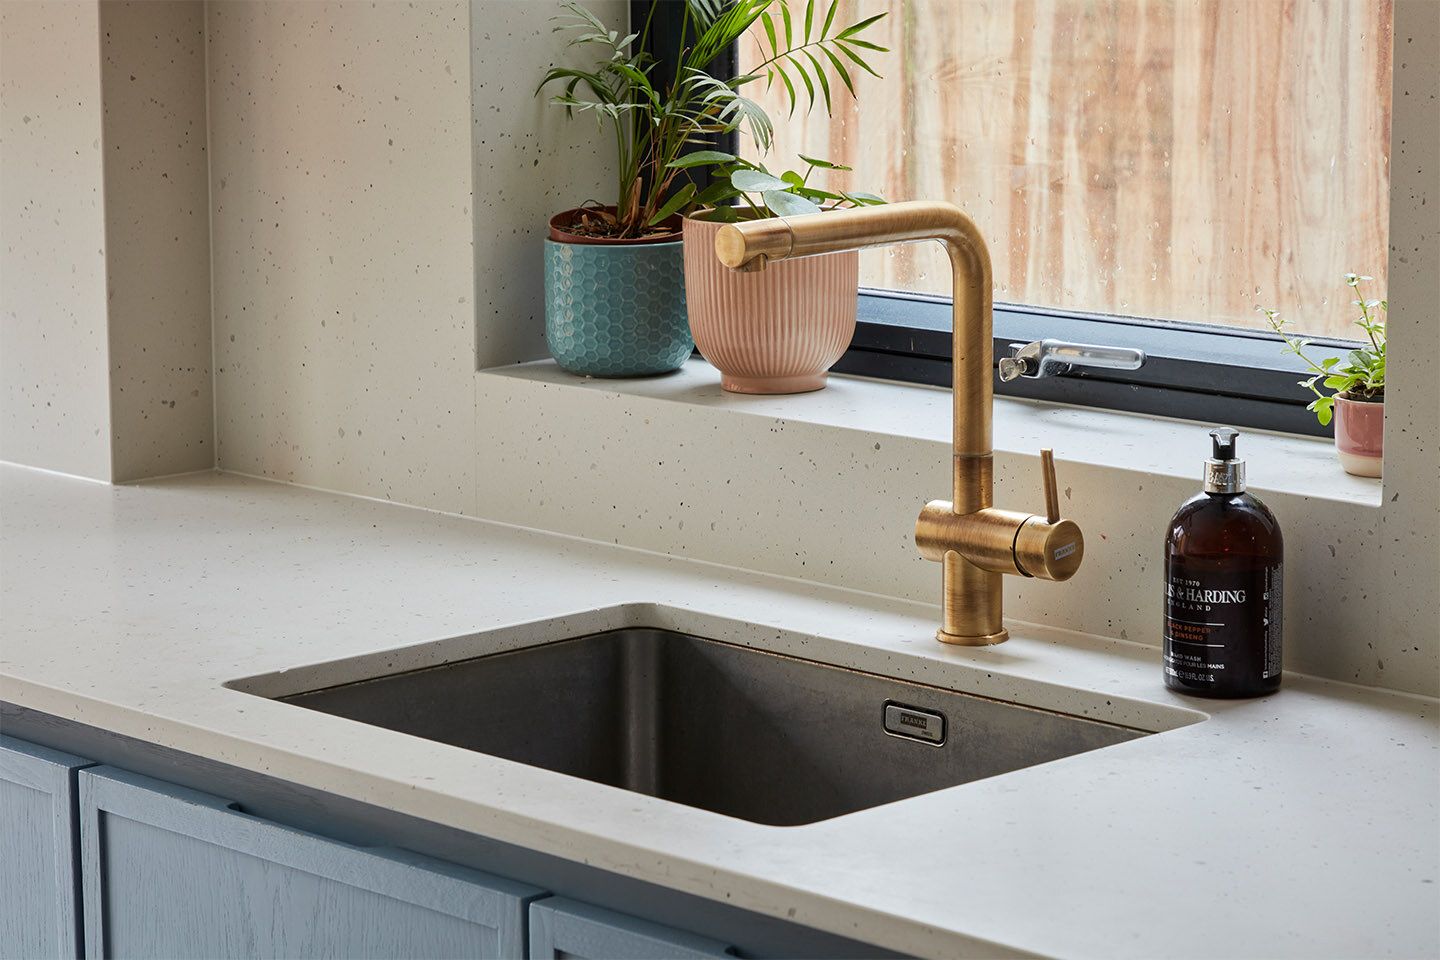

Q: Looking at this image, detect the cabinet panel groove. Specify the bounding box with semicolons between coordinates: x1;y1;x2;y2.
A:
0;735;92;960
77;766;541;959
529;898;735;960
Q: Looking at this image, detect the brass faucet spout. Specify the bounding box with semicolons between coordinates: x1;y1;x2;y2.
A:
717;201;1080;646
714;217;791;267
718;201;992;459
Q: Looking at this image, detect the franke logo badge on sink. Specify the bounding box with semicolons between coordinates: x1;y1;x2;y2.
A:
882;701;947;745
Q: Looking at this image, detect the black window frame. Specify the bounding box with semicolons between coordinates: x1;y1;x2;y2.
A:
838;290;1356;438
642;0;1361;439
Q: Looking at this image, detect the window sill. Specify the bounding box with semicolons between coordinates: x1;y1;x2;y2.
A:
480;359;1381;509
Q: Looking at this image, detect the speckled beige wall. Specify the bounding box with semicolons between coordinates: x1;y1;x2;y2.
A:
470;0;628;367
209;0;622;510
189;0;1436;696
208;0;475;508
468;2;1440;697
1373;0;1440;694
2;0;212;482
0;0;113;481
101;1;213;481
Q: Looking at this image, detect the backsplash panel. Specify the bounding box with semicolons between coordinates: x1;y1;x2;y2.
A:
209;0;624;513
3;1;1431;697
0;0;113;480
208;0;476;510
470;0;628;370
101;0;214;481
476;363;1439;698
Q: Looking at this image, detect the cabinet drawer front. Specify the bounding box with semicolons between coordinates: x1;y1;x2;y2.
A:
529;898;734;960
0;736;92;960
78;766;542;959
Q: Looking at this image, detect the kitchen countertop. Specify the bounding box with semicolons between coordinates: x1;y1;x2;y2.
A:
2;463;1435;959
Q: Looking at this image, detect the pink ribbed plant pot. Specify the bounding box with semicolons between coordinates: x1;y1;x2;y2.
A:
683;213;859;394
1332;392;1384;478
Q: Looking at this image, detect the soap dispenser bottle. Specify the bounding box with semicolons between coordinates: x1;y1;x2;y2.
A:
1163;427;1283;697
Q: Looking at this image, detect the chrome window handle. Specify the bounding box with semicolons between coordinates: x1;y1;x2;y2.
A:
999;339;1146;381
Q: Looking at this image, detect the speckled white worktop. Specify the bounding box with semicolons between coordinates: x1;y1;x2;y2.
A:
1;463;1435;959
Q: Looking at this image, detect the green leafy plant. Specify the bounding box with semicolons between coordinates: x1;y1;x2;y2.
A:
670;151;883;219
537;0;886;239
1257;273;1386;426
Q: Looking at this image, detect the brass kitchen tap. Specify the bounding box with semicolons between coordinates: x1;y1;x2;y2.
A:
715;201;1083;645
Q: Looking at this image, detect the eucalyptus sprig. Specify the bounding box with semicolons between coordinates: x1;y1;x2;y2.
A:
537;0;887;239
1258;273;1386;426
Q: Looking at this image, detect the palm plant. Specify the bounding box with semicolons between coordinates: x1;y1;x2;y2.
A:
538;0;886;240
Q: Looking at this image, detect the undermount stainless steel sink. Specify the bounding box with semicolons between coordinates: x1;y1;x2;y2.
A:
268;628;1152;826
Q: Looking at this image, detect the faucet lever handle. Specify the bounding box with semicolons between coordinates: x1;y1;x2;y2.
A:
1013;449;1084;581
1041;448;1060;523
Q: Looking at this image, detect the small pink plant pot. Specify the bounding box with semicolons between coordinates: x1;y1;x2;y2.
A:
1332;393;1384;478
683;212;858;394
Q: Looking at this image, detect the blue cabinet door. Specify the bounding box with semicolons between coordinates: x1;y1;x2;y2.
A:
529;898;734;959
77;766;543;959
0;736;92;959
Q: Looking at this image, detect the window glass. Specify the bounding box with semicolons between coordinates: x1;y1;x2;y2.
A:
738;0;1391;339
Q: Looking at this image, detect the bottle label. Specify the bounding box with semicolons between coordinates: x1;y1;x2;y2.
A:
1164;567;1282;692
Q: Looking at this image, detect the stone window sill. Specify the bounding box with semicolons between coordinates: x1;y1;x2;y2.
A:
479;359;1381;509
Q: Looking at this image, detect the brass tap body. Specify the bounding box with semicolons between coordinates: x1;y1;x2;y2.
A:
716;201;1083;645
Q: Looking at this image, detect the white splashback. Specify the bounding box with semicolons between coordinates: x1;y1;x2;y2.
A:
102;0;214;481
1;0;212;482
1;1;1433;696
208;0;624;511
207;0;475;508
1;0;113;481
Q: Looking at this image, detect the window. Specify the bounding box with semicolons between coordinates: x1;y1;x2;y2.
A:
732;0;1393;436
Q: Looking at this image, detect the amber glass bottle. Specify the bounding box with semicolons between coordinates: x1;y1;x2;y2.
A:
1163;428;1283;698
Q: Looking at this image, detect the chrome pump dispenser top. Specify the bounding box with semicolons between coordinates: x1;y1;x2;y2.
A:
1203;427;1246;494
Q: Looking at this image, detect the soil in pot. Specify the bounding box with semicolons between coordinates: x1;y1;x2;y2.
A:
549;206;683;245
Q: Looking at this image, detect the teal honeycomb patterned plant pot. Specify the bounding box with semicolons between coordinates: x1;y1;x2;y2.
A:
544;236;692;378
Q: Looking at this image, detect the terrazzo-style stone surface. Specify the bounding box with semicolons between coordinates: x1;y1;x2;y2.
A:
187;0;1432;704
2;1;211;482
100;0;213;481
464;3;1440;700
1382;0;1440;680
0;0;113;481
207;0;627;511
1;465;1435;959
472;0;627;369
478;359;1439;698
208;0;476;511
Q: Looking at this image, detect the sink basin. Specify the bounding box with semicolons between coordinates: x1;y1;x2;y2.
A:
265;628;1152;826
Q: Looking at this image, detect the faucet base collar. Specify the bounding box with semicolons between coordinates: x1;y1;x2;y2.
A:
936;627;1010;646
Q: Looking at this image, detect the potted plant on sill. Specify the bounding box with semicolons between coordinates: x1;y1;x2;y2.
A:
682;155;885;393
1259;272;1387;477
536;0;886;379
